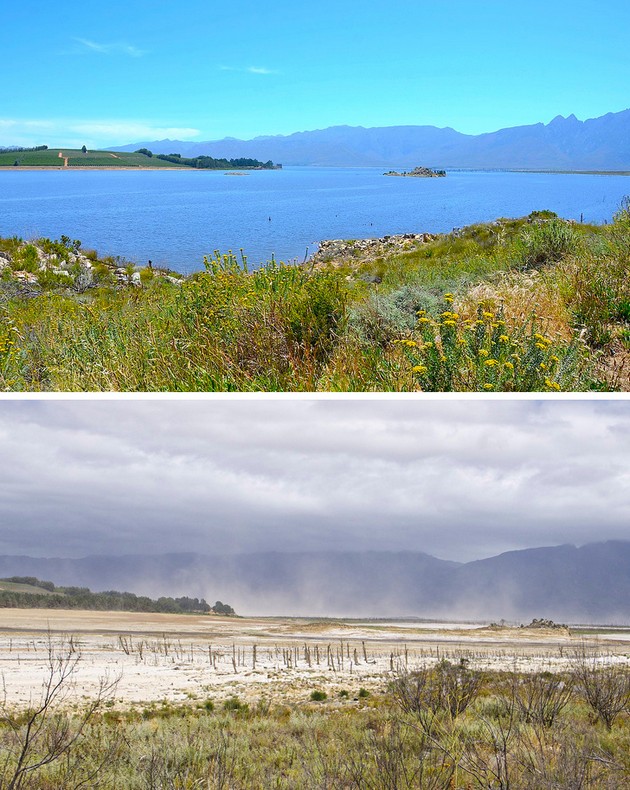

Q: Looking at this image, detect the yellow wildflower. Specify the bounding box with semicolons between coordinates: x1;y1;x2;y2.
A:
484;359;498;366
483;383;493;390
479;349;489;357
412;365;427;374
499;335;509;343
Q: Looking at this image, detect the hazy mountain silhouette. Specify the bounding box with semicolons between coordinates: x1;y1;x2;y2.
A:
1;541;629;622
112;109;630;169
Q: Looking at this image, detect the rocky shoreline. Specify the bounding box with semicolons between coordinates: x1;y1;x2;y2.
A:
0;237;183;294
310;232;438;267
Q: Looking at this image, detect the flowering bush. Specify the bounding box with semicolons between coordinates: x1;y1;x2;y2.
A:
395;295;587;391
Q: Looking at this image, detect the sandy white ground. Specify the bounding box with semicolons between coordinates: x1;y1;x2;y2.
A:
1;610;628;710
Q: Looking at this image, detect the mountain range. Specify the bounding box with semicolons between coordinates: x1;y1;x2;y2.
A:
112;109;630;169
1;540;629;623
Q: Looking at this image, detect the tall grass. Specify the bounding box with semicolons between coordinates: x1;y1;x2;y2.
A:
2;253;347;391
2;661;629;788
1;208;629;391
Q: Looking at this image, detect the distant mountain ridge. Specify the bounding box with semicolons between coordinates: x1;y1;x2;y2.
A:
1;541;628;622
111;109;630;169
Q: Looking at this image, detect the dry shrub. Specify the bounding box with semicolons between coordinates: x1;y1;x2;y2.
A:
512;671;574;728
460;270;575;343
556;252;630;348
572;649;630;730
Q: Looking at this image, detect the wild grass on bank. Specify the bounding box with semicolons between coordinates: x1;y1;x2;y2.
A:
1;205;629;391
1;253;347;391
2;651;630;789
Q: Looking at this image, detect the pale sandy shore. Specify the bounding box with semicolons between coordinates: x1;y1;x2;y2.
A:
1;609;628;709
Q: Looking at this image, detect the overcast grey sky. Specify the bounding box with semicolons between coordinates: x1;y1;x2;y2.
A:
0;399;627;561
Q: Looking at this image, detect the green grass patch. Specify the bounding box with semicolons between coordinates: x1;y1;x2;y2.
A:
0;149;189;168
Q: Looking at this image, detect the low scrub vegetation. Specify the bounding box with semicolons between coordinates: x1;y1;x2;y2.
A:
1;204;629;390
2;649;629;788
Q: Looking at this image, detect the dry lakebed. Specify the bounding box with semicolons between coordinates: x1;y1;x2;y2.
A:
2;609;629;710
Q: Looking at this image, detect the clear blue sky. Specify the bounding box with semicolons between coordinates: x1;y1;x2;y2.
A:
3;0;630;148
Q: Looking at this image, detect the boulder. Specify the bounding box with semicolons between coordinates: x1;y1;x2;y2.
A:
310;232;439;268
13;271;38;284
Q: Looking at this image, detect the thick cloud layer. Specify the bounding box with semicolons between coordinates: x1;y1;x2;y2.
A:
0;399;627;560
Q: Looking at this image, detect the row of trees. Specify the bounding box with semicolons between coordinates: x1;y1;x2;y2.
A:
0;145;48;153
0;577;235;615
135;149;277;169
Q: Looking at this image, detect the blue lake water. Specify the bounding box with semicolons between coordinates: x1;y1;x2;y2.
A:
0;167;628;273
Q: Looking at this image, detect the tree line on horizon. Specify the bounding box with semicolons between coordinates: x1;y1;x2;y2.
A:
0;576;235;615
135;148;277;169
0;144;48;153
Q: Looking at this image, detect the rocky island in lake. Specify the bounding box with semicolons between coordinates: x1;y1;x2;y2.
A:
384;166;446;177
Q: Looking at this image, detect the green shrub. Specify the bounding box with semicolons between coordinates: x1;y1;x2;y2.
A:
516;219;579;268
36;270;73;290
558;245;630;348
349;284;442;345
139;267;154;286
612;195;630;234
528;209;559;221
310;690;327;702
223;696;247;713
92;263;115;285
38;237;72;263
13;244;40;274
0;236;23;256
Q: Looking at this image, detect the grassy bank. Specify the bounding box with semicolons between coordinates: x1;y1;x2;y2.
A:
0;148;279;169
0;148;188;168
2;653;629;788
1;204;629;391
